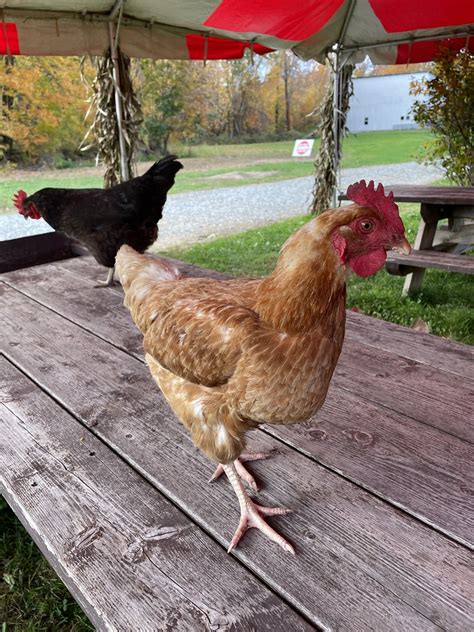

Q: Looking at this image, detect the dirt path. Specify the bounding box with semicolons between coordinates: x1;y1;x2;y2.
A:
0;161;442;247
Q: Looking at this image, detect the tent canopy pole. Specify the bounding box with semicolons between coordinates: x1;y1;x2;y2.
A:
332;52;340;206
108;1;129;182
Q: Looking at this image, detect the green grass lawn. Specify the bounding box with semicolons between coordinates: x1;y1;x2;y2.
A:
163;205;473;344
172;129;429;166
0;497;94;631
0;130;429;214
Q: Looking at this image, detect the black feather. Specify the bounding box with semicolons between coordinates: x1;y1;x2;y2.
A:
24;156;183;268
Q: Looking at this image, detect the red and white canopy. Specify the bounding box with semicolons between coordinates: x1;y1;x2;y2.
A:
1;1;473;63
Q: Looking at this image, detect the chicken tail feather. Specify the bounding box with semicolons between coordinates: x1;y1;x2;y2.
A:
145;154;183;185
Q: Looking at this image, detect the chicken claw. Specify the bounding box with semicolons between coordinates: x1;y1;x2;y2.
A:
209;451;273;491
223;463;294;554
94;266;117;288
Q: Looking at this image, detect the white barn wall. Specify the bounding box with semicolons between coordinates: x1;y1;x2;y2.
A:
347;72;431;133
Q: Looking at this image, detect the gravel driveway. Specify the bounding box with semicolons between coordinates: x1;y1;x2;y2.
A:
0;161;442;249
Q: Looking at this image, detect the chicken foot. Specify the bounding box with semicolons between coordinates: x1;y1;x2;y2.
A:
94;266;116;288
209;451;273;491
223;463;294;554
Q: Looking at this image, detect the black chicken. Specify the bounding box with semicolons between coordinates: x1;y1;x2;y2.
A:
13;155;183;286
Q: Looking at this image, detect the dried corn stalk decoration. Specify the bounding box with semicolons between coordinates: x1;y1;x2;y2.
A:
80;48;143;188
310;60;353;214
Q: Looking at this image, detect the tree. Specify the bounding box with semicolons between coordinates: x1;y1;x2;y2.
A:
260;53;328;137
181;61;229;143
140;59;189;154
411;47;474;185
0;56;89;165
281;52;293;131
224;56;264;138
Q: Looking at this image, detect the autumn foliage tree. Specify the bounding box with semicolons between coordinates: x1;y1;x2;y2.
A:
140;51;326;151
0;56;89;165
411;47;474;185
1;50;330;166
140;59;190;154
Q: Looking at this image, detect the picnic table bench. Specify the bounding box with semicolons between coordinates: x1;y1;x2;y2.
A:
339;185;474;296
1;236;473;631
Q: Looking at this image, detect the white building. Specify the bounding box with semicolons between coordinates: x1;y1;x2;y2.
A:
347;72;431;133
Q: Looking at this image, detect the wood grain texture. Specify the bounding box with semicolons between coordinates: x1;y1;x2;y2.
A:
333;340;474;443
0;232;78;273
345;311;474;379
19;257;474;380
0;357;311;632
1;282;473;631
5;254;474;376
2;259;473;534
339;186;474;205
387;249;474;275
59;256;474;379
264;385;474;547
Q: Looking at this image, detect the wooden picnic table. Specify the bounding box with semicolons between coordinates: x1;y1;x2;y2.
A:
339;185;474;296
1;244;473;631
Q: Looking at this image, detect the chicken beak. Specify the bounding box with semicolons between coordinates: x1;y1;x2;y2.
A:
393;237;412;255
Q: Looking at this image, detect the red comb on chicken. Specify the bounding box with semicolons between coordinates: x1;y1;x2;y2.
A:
13;189;27;211
332;180;411;277
346;179;404;234
13;189;42;220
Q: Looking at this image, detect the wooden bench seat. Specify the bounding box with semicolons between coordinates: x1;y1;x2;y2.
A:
386;248;474;276
1;254;474;631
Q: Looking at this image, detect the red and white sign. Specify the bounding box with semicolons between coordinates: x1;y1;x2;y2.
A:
292;139;314;158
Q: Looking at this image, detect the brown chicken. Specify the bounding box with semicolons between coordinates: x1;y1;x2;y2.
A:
116;180;411;554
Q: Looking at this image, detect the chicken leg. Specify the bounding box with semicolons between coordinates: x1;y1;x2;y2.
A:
209;451;273;491
94;265;116;288
223;463;294;554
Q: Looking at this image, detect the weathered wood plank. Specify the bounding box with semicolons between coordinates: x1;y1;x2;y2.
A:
402;203;442;296
3;258;471;444
57;249;231;283
55;256;474;377
2;259;473;541
264;386;474;547
0;357;311;632
0;232;78;273
1;284;472;631
333;340;474;443
339;186;474;206
386;249;474;275
345;311;474;380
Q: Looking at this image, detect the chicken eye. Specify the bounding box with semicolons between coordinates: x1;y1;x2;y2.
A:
359;220;374;233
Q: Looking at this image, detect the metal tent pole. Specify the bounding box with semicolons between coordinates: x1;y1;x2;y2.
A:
332;52;340;207
108;1;129;182
331;0;357;206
